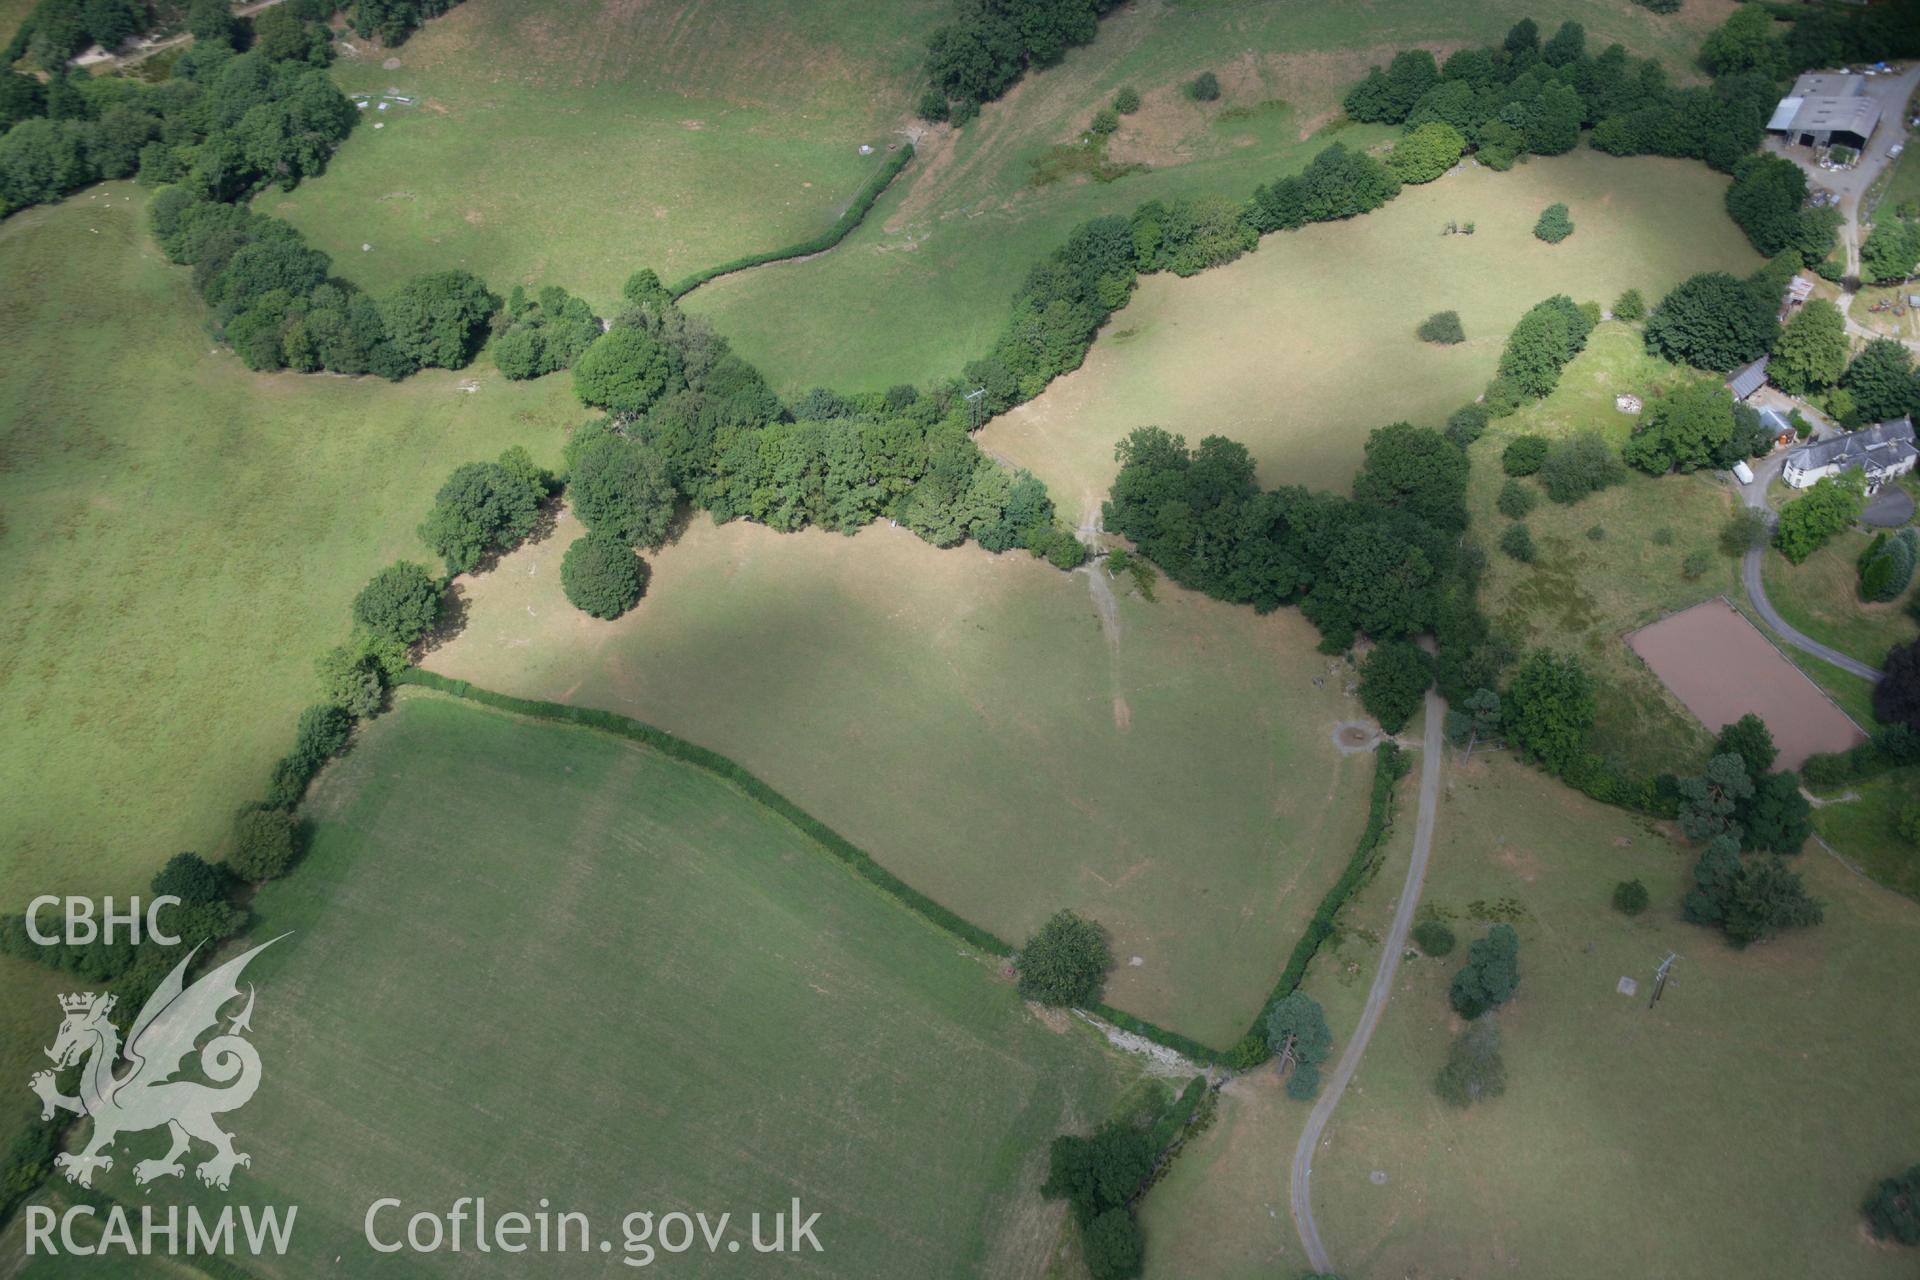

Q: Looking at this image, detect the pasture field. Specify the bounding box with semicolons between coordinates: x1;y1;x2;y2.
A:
1810;768;1920;903
424;508;1375;1047
1139;747;1424;1279
1468;324;1739;777
1761;525;1918;671
687;0;1738;394
1308;753;1920;1280
261;0;940;313
9;693;1137;1277
0;184;578;910
975;154;1760;517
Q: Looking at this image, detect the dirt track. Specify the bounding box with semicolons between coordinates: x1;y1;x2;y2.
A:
1289;687;1445;1275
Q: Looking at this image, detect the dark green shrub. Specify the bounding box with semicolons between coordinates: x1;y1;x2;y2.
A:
1682;549;1712;579
561;532;647;619
1652;526;1676;546
1412;919;1455;956
1418;310;1465;344
1449;923;1520;1018
1585;524;1606;541
1184;71;1220;101
293;703;353;766
1017;910;1111;1007
1533;202;1573;243
1539;432;1627;504
1359;639;1433;733
1446;403;1490;448
1864;1163;1920;1245
1612;287;1646;321
1434;1016;1506;1107
228;809;297;882
150;852;228;905
352;560;442;646
1500;522;1537;563
1090;107;1119;136
1114;86;1141;114
1502;435;1549;476
1497;479;1537;519
916;87;949;122
1612;879;1650;915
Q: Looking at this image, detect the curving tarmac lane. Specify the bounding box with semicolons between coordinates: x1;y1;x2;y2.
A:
1288;687;1446;1275
1739;452;1884;684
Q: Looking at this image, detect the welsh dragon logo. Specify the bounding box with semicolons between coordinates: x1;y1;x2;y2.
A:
28;937;284;1191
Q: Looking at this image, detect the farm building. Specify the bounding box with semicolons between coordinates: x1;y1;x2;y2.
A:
1783;275;1815;310
1767;72;1882;148
1726;356;1769;402
1782;416;1918;489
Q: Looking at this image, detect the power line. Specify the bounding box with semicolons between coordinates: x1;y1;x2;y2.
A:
1649;952;1678;1009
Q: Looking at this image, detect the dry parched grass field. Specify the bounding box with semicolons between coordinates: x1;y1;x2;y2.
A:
979;153;1761;516
1308;755;1920;1280
425;509;1375;1048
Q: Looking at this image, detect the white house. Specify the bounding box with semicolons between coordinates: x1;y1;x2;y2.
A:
1782;417;1918;489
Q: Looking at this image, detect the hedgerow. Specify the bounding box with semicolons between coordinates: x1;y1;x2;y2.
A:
669;145;915;297
1229;742;1410;1067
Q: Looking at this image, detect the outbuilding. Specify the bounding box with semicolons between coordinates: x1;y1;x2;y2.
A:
1767;72;1883;149
1726;357;1770;402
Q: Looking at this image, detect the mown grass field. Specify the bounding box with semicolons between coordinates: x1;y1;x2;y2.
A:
0;184;578;907
1761;525;1918;671
261;0;939;313
1307;753;1920;1280
7;693;1136;1277
424;508;1374;1047
1810;768;1920;903
976;153;1760;518
1468;324;1740;777
687;0;1737;394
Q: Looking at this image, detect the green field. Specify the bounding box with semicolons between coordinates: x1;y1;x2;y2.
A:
5;693;1135;1277
0;184;579;906
1810;768;1920;904
1761;525;1918;671
1306;753;1920;1280
973;154;1759;518
424;508;1374;1047
685;0;1739;395
1468;324;1740;776
259;0;940;313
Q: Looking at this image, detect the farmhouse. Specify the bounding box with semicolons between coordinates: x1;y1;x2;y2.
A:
1767;72;1883;149
1782;416;1918;488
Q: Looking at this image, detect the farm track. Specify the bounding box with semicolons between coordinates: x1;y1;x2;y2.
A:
1288;687;1445;1275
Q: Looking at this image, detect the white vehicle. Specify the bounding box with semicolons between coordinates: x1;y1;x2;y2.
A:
1732;460;1756;485
1894;143;1907;158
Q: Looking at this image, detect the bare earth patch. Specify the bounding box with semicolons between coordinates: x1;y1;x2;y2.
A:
1627;598;1866;769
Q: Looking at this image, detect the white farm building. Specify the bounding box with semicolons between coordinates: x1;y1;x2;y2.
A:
1782;417;1918;489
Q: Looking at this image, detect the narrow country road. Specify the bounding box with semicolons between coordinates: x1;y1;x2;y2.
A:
1738;452;1884;683
1288;686;1446;1275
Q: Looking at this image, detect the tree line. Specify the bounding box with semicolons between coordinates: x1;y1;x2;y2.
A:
4;0;460;74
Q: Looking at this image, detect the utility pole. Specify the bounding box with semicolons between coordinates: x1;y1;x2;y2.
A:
1649;952;1678;1009
964;387;987;432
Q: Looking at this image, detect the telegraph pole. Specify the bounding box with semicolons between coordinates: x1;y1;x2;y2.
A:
964;387;987;432
1649;952;1678;1009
